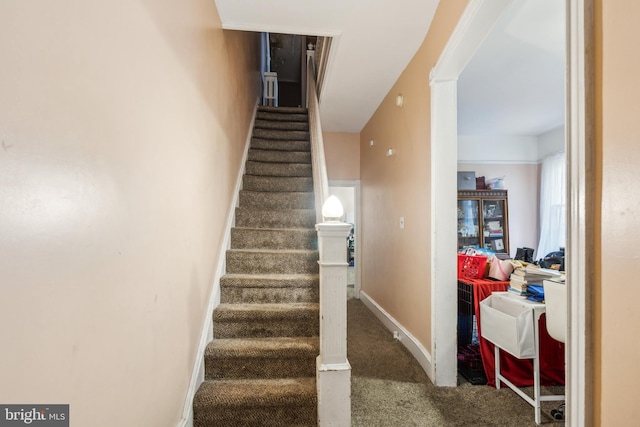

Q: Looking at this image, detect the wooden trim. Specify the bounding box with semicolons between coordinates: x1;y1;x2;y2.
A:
567;0;594;424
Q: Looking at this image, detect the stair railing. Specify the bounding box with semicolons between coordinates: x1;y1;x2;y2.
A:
307;54;329;223
314;37;332;98
263;71;278;107
307;50;352;427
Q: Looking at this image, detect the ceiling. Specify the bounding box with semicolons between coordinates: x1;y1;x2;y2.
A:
457;0;565;136
214;0;565;136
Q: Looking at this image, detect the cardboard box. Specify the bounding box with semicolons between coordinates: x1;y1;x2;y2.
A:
457;171;476;190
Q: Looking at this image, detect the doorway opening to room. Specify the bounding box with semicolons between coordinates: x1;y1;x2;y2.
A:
430;0;592;424
455;0;566;392
329;180;361;299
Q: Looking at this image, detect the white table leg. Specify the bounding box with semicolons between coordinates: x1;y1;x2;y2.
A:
533;313;542;424
494;345;501;389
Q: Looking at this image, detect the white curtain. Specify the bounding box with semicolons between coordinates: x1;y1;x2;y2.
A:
536;152;566;260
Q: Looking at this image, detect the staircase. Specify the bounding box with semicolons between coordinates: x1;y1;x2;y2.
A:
193;106;319;427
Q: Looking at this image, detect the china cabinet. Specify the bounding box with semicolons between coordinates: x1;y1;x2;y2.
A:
457;190;509;254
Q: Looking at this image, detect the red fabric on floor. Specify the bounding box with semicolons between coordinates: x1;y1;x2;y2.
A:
464;278;565;387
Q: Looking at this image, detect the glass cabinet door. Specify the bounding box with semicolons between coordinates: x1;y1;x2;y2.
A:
457;200;480;250
482;199;506;252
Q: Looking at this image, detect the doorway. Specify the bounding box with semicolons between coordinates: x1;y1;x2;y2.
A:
430;0;592;424
329;180;361;298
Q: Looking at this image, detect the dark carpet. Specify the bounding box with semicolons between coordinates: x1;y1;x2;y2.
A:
347;294;565;426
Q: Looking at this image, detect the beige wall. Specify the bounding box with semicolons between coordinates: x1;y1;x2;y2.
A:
359;0;469;349
324;131;360;180
0;1;260;426
596;0;640;423
458;163;541;258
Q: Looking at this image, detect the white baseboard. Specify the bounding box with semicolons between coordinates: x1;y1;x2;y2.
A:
358;291;434;383
177;98;260;427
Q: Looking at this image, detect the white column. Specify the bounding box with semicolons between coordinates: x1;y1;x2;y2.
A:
316;221;351;427
429;78;458;386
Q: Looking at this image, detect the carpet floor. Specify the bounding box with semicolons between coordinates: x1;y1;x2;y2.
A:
347;288;565;426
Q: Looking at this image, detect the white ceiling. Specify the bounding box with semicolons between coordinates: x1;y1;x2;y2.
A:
457;0;565;136
214;0;565;136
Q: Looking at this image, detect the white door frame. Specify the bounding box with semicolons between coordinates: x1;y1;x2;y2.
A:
429;0;593;425
329;180;362;298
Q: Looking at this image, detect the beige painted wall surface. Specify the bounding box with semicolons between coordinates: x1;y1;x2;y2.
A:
598;0;640;423
359;0;469;350
458;163;541;258
0;1;260;426
323;131;361;180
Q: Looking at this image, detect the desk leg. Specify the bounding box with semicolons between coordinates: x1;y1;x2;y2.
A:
494;345;501;389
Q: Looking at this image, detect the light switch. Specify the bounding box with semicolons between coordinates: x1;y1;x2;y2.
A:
399;217;405;229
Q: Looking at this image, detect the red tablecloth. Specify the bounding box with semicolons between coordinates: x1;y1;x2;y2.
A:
464;278;565;387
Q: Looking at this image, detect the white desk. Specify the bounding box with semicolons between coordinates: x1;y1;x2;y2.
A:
480;292;565;424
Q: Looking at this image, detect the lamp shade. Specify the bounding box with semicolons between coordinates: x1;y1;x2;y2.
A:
322;195;344;221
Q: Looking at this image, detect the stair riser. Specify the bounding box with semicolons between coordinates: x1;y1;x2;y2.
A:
235;209;316;229
259;106;307;114
248;149;311;164
194;406;316;427
253;128;310;141
254;119;309;131
251;139;311;152
256;111;308;122
246;161;312;177
213;316;319;338
231;228;317;250
242;175;313;192
239;191;314;210
221;286;318;304
205;356;316;380
226;251;319;275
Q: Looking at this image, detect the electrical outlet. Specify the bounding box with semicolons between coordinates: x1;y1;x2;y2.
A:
393;331;400;340
399;217;405;229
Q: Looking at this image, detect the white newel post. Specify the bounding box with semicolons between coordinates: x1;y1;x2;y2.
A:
316;196;351;426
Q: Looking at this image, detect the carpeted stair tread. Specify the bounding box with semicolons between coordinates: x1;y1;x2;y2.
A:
242;175;313;192
248;148;311;164
245;161;312;177
226;249;319;275
253;128;310;141
231;227;317;250
256;110;308;122
204;337;318;380
213;303;319;338
196;377;316;407
239;190;314;210
204;337;317;380
193;378;316;427
235;207;316;229
214;302;319;318
220;273;319;304
221;273;318;287
258;106;307;114
206;336;318;359
251;138;311;152
255;119;309;131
